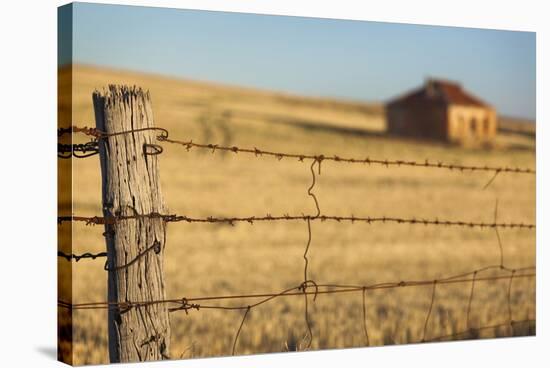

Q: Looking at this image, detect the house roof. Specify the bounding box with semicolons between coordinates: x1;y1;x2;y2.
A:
388;79;490;108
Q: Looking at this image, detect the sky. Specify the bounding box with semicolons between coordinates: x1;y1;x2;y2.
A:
60;2;536;119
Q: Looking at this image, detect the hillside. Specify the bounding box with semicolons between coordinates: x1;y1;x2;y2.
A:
64;65;535;152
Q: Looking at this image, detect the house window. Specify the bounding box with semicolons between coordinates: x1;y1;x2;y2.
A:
470;118;477;135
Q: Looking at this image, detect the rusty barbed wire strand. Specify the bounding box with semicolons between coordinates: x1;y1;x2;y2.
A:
58;213;536;230
57;250;107;262
58;126;168;160
158;135;535;175
58;126;99;138
58;126;169;140
60;126;536;174
168;298;201;314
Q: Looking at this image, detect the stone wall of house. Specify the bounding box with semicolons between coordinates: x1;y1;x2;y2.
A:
387;101;448;141
446;105;497;144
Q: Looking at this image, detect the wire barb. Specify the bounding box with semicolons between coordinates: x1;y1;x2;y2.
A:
168;298;200;314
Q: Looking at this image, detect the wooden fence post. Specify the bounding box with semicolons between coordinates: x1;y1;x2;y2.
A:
93;85;171;363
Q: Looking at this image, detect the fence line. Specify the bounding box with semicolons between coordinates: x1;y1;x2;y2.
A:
58;125;536;174
159;136;536;175
59;269;535;352
58;268;535;310
58;214;536;229
58;120;536;358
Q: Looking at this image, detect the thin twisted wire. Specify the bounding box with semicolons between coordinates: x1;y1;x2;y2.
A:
57;250;107;261
58;268;535;311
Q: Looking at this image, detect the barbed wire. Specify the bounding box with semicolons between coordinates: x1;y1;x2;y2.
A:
57;126;167;160
57;250;107;262
58;126;99;138
58;267;535;351
58;125;168;140
57;213;535;230
58;123;536;356
158;137;535;175
59;125;535;175
58;141;99;158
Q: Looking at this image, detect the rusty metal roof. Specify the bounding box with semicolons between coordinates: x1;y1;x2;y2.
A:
388;79;490;108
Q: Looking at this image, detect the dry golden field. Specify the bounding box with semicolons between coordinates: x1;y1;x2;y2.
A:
59;65;536;365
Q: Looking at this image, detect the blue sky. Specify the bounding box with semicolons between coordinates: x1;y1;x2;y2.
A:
62;2;536;119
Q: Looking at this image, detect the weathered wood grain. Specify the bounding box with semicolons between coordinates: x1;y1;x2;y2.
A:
93;85;171;363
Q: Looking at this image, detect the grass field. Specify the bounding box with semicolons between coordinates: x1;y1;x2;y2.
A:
59;65;536;365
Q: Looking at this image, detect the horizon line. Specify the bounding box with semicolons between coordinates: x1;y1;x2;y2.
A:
60;62;535;122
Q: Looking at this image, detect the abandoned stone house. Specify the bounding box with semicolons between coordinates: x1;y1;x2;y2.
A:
386;79;497;145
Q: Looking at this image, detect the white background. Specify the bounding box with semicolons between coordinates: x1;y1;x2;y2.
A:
0;0;546;367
